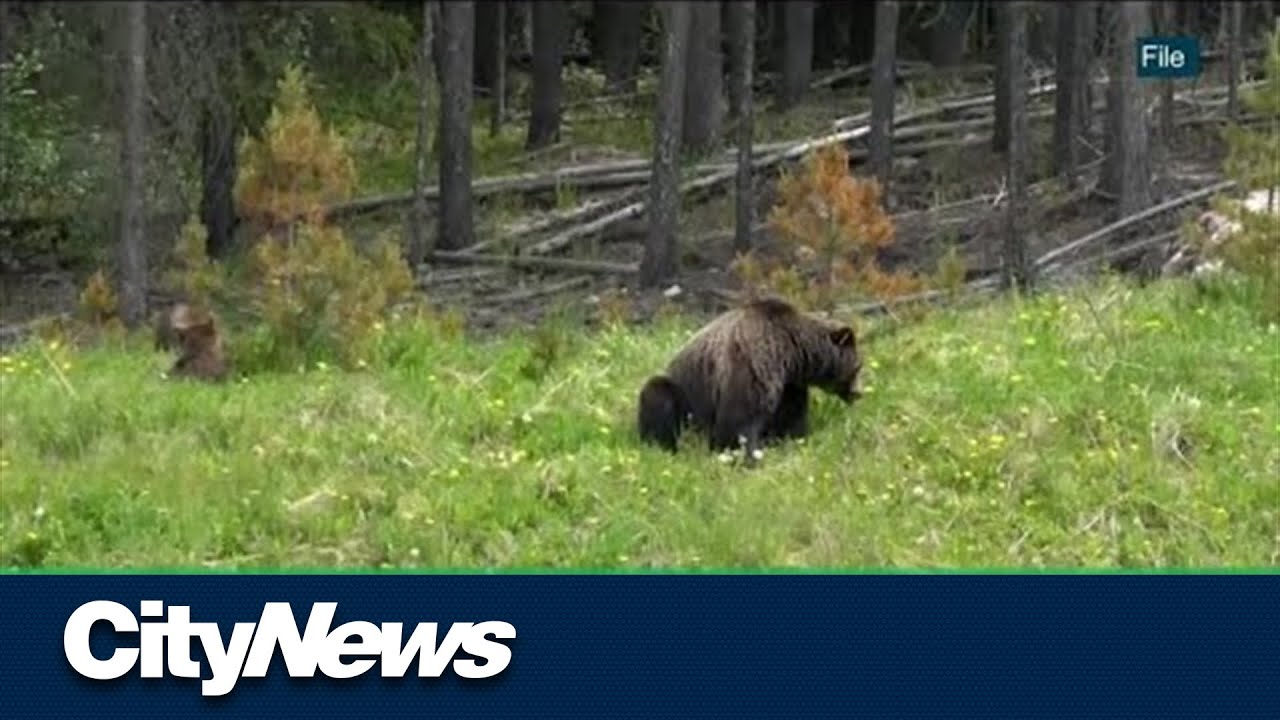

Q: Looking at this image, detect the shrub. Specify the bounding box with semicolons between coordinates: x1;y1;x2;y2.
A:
160;64;416;374
234;64;358;238
733;144;926;311
241;221;413;372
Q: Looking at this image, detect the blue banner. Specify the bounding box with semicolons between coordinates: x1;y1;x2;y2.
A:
1136;36;1203;79
2;573;1278;719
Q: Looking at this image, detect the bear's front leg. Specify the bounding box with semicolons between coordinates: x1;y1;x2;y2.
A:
764;384;809;442
710;398;777;467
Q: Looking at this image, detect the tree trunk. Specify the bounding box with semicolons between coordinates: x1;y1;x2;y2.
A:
594;1;645;94
1154;1;1175;178
119;0;148;328
1227;0;1242;120
992;2;1012;152
526;0;567;150
930;1;972;67
846;3;877;65
1051;2;1091;184
1103;1;1153;218
776;0;814;110
491;1;506;136
474;0;498;92
726;0;747;120
1026;1;1058;63
410;0;435;264
438;1;475;251
683;0;724;155
641;1;691;288
513;1;533;58
0;0;11;67
868;1;899;194
1004;2;1031;290
732;0;755;254
199;2;239;259
199;106;238;260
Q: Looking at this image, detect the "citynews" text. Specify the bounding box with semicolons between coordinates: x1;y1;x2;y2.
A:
63;600;517;697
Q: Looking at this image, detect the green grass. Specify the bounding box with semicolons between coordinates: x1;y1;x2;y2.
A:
2;275;1278;570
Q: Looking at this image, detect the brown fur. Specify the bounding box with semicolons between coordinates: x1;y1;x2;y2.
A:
160;303;230;382
637;297;863;460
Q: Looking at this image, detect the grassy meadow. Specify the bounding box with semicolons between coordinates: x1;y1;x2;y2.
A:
1;274;1277;570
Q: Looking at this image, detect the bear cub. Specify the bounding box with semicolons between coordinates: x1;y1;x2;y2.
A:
636;297;864;460
155;303;230;382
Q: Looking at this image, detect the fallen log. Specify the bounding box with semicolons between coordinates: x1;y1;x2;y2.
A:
527;99;976;257
1060;230;1183;274
463;194;627;255
324;159;656;220
1033;180;1236;272
418;267;505;287
424;250;638;275
842;276;1003;318
480;275;593;305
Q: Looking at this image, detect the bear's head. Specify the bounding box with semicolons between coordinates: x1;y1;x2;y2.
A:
819;325;863;404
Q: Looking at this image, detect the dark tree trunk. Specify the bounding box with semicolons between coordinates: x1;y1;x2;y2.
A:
868;1;899;194
199;1;239;259
0;0;11;67
511;1;533;59
491;1;506;136
1051;2;1092;184
119;0;148;328
1026;1;1057;63
768;1;786;71
1103;1;1153;218
812;1;845;68
1004;2;1031;290
992;2;1012;152
726;0;748;119
409;0;435;264
930;1;972;67
776;0;814;110
594;1;645;94
199;107;238;259
1227;0;1242;120
641;1;691;288
683;0;724;155
732;0;755;254
846;3;877;65
526;0;567;150
1154;1;1175;177
474;0;498;92
438;1;475;251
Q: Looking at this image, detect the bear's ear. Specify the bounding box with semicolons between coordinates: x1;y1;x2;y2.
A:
830;326;855;349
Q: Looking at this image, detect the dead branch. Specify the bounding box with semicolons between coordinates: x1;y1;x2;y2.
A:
1034;180;1236;272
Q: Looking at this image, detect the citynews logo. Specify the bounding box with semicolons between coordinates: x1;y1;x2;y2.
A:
63;600;517;697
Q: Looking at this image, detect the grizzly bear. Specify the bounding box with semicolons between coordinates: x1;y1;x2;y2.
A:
636;297;864;459
159;303;230;382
